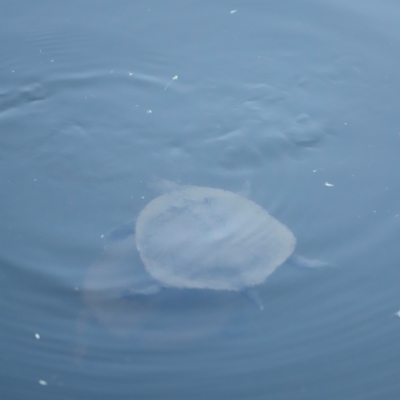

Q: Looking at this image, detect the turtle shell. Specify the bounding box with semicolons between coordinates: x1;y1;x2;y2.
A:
135;185;296;291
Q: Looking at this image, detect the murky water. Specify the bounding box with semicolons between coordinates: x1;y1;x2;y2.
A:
1;1;400;399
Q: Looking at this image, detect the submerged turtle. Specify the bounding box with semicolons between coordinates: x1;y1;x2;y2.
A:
79;182;329;347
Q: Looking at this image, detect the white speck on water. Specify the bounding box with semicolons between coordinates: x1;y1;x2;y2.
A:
394;310;400;318
100;234;105;238
39;380;47;386
129;72;133;76
324;182;334;187
141;196;145;199
146;110;152;114
35;333;40;339
230;9;237;14
164;75;178;90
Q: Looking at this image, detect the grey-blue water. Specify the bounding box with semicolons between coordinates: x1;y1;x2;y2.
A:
1;0;400;399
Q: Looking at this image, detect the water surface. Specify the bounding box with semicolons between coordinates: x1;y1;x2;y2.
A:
1;1;400;399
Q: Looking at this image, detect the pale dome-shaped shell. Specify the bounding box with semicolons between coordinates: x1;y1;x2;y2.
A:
135;186;296;291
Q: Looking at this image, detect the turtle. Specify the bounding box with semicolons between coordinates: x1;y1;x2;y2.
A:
132;182;329;309
79;182;329;347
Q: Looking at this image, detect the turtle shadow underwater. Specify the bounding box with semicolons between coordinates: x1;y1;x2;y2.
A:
79;182;331;347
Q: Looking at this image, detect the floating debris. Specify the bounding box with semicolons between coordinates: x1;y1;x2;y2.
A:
164;75;178;90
